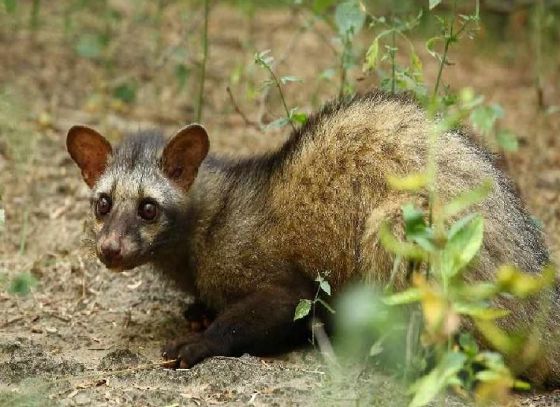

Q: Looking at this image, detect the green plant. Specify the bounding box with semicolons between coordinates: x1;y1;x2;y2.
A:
294;274;335;345
286;1;552;404
254;50;307;131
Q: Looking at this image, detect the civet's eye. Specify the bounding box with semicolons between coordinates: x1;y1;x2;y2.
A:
95;194;112;218
138;199;158;221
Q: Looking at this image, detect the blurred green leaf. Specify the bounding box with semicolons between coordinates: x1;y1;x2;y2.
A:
429;0;443;10
75;34;104;59
470;104;504;135
312;0;337;14
175;63;190;90
112;82;137;104
380;221;428;261
387;172;427;191
383;288;422;305
280;75;302;84
459;333;478;357
363;38;380;72
496;265;556;298
475;320;516;356
290;111;307;124
454;303;509;320
3;0;16;13
335;0;365;36
442;214;484;277
319;68;336;80
254;49;274;68
294;299;312;320
288;107;307;125
411;52;423;74
0;208;4;227
264;117;290;131
409;351;466;407
402;204;435;252
8;272;38;296
496;129;519;152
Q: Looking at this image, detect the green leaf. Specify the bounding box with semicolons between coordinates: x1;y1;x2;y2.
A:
454;303;509;320
174;63;190;90
363;38;379;72
513;380;531;391
8;272;38;296
75;34;104;59
280;75;302;84
425;36;442;60
290;112;307;125
443;180;493;219
379;221;428;261
403;204;427;237
442;214;484;277
383;288;422;305
0;208;4;227
409;351;467;407
288;107;307;125
334;0;365;36
112;82;137;104
319;279;331;296
312;0;337;14
475;370;501;382
369;337;384;357
387;172;427;191
429;0;443;10
294;299;312;320
470;104;504;136
254;49;274;68
410;52;423;78
402;204;435;252
3;0;16;13
319;68;336;80
263;117;289;131
496;265;556;298
496;129;519;152
458;333;478;357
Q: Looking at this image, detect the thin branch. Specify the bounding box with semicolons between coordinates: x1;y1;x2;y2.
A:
226;86;261;131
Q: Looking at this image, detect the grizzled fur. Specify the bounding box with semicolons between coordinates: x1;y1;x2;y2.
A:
68;90;557;385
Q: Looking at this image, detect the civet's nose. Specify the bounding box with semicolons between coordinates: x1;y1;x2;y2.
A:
99;237;122;264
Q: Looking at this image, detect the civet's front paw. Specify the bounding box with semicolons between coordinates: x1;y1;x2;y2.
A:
161;333;217;369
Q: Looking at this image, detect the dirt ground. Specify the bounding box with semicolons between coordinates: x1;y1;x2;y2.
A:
0;2;559;406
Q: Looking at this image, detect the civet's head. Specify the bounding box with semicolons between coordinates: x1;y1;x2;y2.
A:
66;124;209;271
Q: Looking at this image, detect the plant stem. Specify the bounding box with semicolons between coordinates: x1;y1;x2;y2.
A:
534;0;545;109
432;1;457;99
391;28;396;94
30;0;41;30
19;208;28;255
263;64;296;132
338;34;350;98
195;0;210;123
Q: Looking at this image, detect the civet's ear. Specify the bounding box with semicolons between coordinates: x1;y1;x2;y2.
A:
161;124;209;190
66;125;113;188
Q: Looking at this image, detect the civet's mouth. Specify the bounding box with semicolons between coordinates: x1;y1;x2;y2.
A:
98;254;139;272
